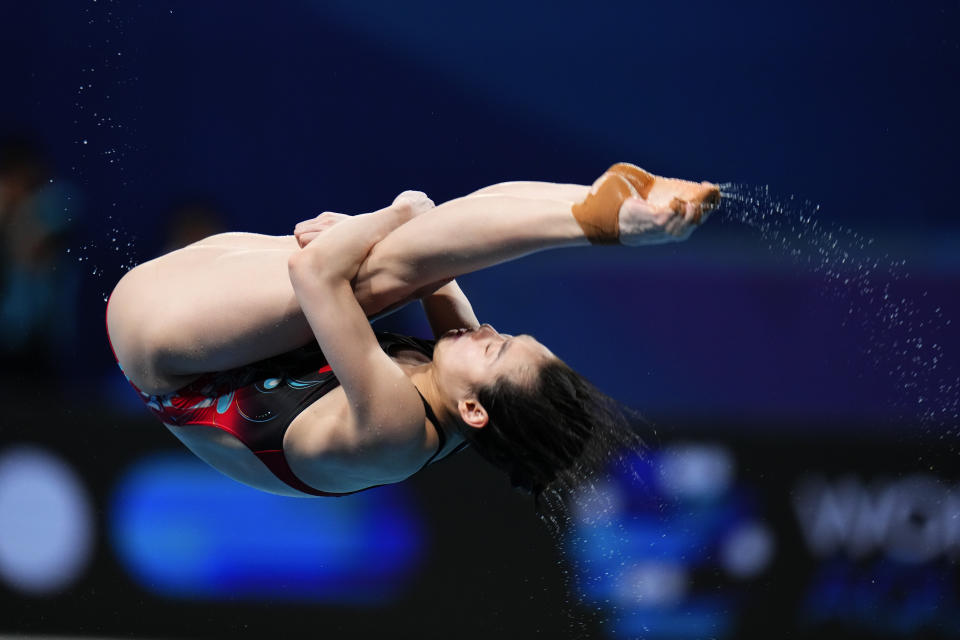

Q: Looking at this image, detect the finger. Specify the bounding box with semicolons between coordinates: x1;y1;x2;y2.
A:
665;216;686;238
296;214;341;235
294;218;318;233
295;212;343;231
664;203;689;237
669;198;701;229
699;190;721;224
294;222;318;237
298;231;321;248
300;220;327;233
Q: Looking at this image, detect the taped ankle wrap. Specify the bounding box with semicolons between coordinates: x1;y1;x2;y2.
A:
571;163;656;245
570;173;630;245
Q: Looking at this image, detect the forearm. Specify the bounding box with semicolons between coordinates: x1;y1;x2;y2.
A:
354;191;591;308
299;202;418;287
419;279;479;338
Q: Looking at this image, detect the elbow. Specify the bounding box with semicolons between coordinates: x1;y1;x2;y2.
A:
286;248;311;286
287;242;337;290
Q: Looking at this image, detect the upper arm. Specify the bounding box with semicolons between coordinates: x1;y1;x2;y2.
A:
287;250;424;436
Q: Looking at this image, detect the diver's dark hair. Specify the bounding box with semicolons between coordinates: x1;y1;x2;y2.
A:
452;358;648;508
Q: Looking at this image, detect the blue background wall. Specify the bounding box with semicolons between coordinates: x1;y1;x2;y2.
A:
3;0;959;421
1;1;958;638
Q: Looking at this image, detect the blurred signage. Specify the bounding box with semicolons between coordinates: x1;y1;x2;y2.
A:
565;434;960;639
1;414;957;639
109;452;426;603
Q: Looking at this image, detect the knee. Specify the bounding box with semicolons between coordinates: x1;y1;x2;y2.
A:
353;246;417;316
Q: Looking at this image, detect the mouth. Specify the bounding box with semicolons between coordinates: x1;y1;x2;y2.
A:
442;327;474;340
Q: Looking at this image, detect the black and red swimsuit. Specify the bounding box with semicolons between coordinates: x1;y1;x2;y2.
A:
107;308;467;496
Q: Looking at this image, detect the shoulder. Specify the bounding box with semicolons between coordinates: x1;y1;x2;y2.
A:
290;383;430;486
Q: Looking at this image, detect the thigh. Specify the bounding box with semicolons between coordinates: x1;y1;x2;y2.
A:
166;424;306;497
181;231;299;251
107;233;314;394
467;181;588;202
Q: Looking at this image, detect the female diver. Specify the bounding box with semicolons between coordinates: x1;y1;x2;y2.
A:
105;163;720;500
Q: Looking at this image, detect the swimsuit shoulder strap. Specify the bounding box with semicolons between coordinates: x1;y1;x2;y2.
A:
415;389;472;466
417;390;447;467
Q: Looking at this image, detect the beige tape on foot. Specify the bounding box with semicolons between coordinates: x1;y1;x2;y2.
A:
571;170;635;245
610;162;656;199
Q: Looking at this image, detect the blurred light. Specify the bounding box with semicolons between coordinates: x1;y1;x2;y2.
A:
0;445;94;594
566;443;751;638
720;521;774;579
658;444;733;501
616;561;689;607
569;478;624;526
109;453;424;603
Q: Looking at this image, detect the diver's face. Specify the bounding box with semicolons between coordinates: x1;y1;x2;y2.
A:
434;324;554;399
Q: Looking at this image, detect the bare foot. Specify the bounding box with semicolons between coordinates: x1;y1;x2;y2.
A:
611;162;720;246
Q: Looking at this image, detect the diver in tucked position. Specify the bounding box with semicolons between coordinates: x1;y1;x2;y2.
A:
105;163;719;500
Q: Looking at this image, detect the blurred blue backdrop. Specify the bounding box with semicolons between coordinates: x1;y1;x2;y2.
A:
0;1;958;638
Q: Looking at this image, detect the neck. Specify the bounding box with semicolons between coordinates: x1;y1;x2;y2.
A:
406;361;464;441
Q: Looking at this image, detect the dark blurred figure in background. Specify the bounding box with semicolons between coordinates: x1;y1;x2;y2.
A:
0;133;81;377
160;197;226;254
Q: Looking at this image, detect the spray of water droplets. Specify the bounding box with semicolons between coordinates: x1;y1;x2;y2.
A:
68;214;141;303
75;0;140;185
521;405;659;638
718;182;959;451
73;0;148;303
534;183;960;636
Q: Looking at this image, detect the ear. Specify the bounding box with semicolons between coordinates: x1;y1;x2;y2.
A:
458;398;488;430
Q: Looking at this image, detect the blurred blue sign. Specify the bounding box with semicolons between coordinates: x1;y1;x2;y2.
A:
109;452;425;603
